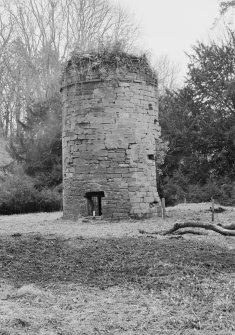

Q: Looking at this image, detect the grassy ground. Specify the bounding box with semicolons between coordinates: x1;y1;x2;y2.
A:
1;203;235;334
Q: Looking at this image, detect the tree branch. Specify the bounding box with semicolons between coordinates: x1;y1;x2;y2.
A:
218;223;235;230
139;221;235;236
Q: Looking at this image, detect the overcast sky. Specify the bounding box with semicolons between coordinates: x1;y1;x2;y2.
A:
117;0;221;85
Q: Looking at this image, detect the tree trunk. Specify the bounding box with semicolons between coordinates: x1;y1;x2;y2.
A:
139;221;235;236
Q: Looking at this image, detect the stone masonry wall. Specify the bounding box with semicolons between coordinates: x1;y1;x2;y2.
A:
61;54;161;219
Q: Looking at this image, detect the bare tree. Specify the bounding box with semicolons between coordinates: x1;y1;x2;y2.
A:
220;1;235;15
0;0;139;136
154;54;180;95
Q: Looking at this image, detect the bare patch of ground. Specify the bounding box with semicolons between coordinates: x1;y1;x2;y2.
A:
1;203;235;334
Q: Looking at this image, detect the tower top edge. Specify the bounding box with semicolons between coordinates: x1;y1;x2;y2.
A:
61;51;158;88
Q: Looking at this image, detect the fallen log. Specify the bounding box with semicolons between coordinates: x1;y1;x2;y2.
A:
174;229;208;236
217;223;235;230
138;228;207;236
162;222;235;236
139;222;235;236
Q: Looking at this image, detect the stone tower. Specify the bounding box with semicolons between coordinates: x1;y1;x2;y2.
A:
61;52;161;219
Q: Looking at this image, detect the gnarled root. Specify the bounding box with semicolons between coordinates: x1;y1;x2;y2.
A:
217;223;235;230
139;221;235;236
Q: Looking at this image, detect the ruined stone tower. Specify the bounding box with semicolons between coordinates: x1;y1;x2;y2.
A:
61;52;161;219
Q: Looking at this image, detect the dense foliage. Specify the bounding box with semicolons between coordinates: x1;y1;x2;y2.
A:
159;31;235;205
0;166;62;214
0;94;63;215
9;94;62;188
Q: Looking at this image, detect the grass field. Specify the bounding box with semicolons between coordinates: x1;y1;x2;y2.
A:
1;203;235;334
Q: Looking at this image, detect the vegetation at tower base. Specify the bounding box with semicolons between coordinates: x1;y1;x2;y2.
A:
62;50;161;220
159;30;235;206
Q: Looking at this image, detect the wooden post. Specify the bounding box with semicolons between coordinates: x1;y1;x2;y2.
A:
211;198;214;222
161;198;166;220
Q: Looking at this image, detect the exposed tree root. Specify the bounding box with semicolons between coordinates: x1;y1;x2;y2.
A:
174;229;208;236
139;222;235;236
217;223;235;230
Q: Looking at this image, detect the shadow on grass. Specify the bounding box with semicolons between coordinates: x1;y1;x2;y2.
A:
1;235;235;290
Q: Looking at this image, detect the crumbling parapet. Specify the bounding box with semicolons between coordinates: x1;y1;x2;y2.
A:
61;52;161;219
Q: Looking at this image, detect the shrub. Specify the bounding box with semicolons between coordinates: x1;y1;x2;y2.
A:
38;187;62;212
187;181;222;203
161;179;185;206
160;170;189;206
219;181;235;206
161;173;235;207
0;168;62;215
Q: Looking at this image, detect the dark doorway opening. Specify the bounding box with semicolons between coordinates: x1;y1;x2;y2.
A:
147;154;155;161
85;191;105;216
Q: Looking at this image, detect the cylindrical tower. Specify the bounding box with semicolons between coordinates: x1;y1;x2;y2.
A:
61;52;161;219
